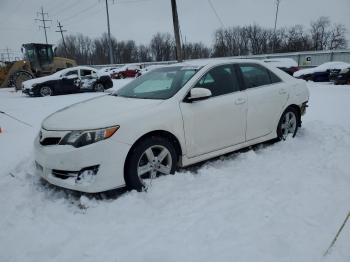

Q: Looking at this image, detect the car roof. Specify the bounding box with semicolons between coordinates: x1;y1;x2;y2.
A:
69;66;97;71
56;66;97;75
170;58;264;68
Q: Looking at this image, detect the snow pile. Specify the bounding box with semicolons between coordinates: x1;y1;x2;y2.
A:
294;61;350;77
0;82;350;262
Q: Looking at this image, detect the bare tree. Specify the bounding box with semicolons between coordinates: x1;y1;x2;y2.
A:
138;44;152;62
183;42;210;59
55;16;348;65
310;16;331;50
329;24;347;49
150;33;175;61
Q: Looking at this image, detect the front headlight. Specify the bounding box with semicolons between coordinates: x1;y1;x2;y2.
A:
59;126;119;147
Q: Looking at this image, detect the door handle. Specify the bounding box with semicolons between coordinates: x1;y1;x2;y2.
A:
279;88;287;95
235;97;246;105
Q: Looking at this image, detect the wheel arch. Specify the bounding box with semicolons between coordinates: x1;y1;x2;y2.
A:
285;104;301;126
276;104;301;130
36;82;56;96
123;130;183;179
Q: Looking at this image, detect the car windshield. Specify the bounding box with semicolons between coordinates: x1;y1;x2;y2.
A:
115;66;198;99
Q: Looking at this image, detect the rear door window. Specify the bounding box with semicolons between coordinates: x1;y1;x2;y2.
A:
63;70;78;77
239;64;273;88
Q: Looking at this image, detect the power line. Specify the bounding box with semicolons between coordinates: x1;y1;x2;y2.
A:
50;0;83;17
35;6;52;44
207;0;225;28
61;2;99;23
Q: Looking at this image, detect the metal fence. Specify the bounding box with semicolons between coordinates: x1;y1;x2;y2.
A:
92;49;350;69
236;49;350;67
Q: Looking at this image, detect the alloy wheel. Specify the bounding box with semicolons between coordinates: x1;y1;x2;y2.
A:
40;86;52;97
280;111;297;140
95;83;104;92
137;145;172;187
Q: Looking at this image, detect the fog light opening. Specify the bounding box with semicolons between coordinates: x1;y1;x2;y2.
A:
76;165;99;184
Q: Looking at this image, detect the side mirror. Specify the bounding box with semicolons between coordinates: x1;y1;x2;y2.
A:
186;87;212;102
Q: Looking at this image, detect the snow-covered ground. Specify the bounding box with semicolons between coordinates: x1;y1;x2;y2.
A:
0;81;350;262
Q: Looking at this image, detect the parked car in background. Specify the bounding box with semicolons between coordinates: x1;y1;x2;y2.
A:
263;58;299;76
34;59;309;193
99;66;121;76
138;64;167;75
329;63;350;85
293;61;349;82
111;65;141;79
22;66;113;96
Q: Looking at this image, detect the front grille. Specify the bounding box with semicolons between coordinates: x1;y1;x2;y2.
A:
40;137;61;146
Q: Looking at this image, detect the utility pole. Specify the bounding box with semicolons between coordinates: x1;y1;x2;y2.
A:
105;0;114;64
171;0;183;62
5;47;11;61
35;6;51;44
56;21;68;58
273;0;281;53
273;0;281;33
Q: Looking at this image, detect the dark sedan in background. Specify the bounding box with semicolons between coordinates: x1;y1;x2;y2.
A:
330;65;350;85
293;61;349;82
22;66;113;96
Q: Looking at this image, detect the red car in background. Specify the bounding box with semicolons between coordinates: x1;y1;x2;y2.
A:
111;65;141;79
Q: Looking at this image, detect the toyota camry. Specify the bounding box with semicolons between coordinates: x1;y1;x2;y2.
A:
34;59;309;193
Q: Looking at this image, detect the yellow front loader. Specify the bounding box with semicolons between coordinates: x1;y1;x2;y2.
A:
0;43;76;90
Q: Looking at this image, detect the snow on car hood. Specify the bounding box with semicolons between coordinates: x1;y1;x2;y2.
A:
22;74;59;89
293;62;350;77
42;95;163;130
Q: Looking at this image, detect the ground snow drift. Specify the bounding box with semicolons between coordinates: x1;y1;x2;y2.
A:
0;82;350;262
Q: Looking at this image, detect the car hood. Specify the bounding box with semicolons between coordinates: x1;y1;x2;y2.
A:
23;75;58;89
42;95;163;130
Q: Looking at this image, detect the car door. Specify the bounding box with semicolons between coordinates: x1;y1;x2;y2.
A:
80;69;97;90
60;69;80;93
238;63;289;141
180;64;247;158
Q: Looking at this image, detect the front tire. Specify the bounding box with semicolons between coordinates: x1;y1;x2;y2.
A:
125;136;177;191
277;107;299;141
39;86;53;97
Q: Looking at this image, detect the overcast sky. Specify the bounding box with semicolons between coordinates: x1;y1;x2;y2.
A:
0;0;349;56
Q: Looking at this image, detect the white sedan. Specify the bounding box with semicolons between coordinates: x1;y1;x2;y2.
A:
34;59;309;193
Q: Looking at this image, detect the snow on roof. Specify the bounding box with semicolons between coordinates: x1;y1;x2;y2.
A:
263;58;298;68
165;58;266;68
294;61;350;77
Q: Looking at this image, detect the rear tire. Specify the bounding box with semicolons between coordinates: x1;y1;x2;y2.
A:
94;83;105;92
124;136;177;192
277;107;299;141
